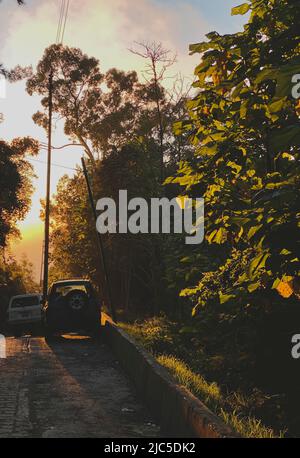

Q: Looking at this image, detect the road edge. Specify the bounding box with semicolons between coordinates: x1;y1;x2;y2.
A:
101;314;239;438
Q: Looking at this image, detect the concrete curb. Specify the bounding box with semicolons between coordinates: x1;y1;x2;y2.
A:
101;316;238;438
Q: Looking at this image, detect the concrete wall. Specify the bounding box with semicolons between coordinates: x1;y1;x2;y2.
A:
102;316;238;438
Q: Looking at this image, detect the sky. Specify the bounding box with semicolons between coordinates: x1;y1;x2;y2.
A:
0;0;246;281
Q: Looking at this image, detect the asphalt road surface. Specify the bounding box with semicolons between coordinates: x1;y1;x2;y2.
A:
0;335;160;438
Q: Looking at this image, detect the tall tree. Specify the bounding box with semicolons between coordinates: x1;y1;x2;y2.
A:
27;44;103;164
27;44;187;166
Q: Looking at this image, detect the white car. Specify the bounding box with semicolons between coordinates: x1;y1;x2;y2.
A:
7;294;43;336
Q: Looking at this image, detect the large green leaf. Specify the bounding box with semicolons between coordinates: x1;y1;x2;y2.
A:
189;42;216;55
248;253;270;280
219;292;236;304
231;3;250;16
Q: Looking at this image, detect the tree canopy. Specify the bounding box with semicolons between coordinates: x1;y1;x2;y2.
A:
27;44;190;167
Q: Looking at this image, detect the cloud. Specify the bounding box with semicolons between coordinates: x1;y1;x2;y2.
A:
68;0;207;77
0;0;207;76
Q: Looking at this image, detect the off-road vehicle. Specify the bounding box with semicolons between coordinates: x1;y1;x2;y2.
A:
44;279;101;337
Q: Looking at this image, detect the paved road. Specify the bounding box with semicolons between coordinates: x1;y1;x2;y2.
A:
0;335;160;438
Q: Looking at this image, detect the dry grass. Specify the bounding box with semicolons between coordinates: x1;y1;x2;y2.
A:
121;321;284;438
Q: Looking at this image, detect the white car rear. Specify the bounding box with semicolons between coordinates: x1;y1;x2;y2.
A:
8;294;42;327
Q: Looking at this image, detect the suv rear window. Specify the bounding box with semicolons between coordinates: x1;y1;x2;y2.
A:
11;296;40;308
50;283;91;298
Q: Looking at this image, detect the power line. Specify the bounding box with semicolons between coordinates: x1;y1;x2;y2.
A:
56;0;65;44
27;157;79;172
39;142;82;150
61;0;70;44
56;0;70;44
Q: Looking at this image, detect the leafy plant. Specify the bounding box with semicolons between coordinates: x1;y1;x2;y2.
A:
169;0;300;310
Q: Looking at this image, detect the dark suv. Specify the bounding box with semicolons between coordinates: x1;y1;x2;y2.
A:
44;279;101;337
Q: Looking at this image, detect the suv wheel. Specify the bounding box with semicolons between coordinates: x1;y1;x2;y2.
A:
66;290;88;312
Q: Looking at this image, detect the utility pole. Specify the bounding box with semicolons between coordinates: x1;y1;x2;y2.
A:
42;70;53;303
40;239;45;288
81;157;117;322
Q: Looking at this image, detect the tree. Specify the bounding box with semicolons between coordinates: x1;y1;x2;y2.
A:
0;138;39;248
49;143;167;314
47;169;103;287
130;42;177;181
27;44;189;168
0;0;39;324
27;44;103;164
29;44;192;315
27;45;164;162
0;252;38;329
169;0;300;315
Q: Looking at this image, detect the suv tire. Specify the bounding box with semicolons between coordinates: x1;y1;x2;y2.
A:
65;290;88;312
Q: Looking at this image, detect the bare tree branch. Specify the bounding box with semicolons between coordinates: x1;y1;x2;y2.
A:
129;41;177;182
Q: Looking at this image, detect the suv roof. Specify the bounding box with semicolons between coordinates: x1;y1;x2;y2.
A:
52;279;90;285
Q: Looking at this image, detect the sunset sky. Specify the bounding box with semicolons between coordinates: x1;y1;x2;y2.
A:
0;0;245;280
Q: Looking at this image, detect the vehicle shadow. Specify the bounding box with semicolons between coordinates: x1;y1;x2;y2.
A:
42;333;160;438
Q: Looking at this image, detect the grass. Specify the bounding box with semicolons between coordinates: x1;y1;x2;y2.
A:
157;354;221;406
120;319;284;438
157;355;282;438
